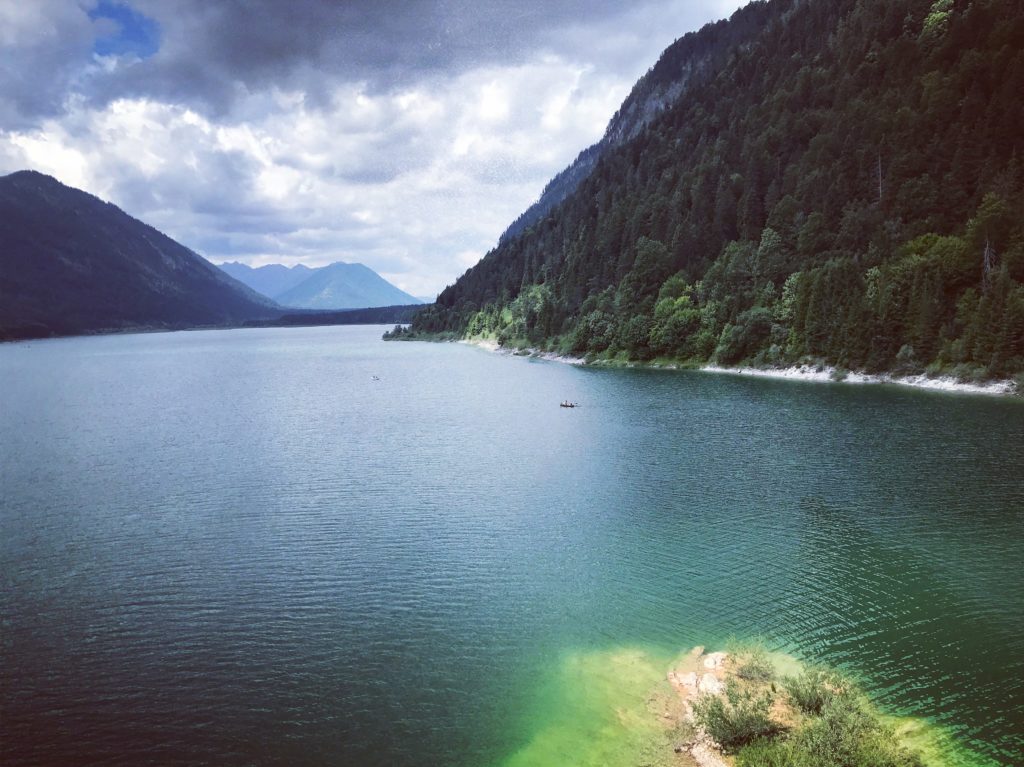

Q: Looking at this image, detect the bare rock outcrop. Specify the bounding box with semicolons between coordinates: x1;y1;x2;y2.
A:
665;647;731;767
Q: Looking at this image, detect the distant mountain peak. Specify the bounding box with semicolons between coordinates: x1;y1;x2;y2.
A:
218;260;422;310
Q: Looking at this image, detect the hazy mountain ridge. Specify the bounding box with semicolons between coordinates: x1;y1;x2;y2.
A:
219;262;315;299
219;261;423;310
414;0;1024;381
0;170;280;340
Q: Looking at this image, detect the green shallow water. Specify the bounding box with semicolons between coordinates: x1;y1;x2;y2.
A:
498;647;675;767
494;645;994;767
1;326;1022;766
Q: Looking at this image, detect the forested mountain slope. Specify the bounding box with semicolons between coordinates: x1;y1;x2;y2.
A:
413;0;1024;381
499;1;775;245
0;171;280;340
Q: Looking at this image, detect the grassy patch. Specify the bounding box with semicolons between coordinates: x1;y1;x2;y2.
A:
726;637;776;683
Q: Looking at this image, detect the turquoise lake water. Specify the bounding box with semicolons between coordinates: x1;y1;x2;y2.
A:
1;325;1022;766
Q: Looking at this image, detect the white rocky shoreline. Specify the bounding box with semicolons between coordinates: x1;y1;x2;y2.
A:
459;338;1018;397
700;364;1017;396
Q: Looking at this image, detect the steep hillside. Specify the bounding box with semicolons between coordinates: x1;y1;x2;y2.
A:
0;171;280;340
272;262;422;309
414;0;1024;381
498;2;775;245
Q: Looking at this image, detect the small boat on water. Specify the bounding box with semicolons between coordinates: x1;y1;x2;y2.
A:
560;401;579;408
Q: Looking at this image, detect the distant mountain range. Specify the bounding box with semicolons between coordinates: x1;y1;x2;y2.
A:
217;262;316;299
0;171;280;340
218;261;423;310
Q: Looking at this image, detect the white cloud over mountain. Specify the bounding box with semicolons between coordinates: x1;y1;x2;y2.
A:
0;0;745;297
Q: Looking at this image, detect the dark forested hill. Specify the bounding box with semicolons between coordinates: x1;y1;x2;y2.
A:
414;0;1024;381
0;171;280;340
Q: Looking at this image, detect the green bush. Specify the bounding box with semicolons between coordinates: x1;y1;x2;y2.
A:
951;361;986;383
736;691;925;767
693;680;782;752
783;667;840;715
791;692;925;767
736;737;814;767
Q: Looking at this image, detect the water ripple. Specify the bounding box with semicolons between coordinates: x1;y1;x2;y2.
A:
1;327;1022;766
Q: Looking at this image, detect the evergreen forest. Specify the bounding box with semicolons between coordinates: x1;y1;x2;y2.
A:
405;0;1024;381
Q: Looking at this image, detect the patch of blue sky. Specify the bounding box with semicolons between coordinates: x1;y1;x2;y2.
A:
89;1;160;59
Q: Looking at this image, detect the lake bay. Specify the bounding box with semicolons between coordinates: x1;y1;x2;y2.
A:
2;325;1022;766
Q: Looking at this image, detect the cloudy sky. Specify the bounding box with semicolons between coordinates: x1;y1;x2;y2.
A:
1;0;744;298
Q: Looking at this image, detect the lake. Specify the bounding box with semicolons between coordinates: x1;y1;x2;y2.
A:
1;325;1022;766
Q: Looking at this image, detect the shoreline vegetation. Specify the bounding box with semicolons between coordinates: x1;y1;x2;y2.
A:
660;643;946;767
383;329;1019;397
501;642;964;767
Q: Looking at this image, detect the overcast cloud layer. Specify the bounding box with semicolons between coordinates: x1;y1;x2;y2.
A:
1;0;744;297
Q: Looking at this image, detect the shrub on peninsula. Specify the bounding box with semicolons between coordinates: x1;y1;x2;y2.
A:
788;691;925;767
693;680;782;752
732;671;926;767
784;666;840;715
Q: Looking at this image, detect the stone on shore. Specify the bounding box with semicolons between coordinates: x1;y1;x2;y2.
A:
698;673;724;695
702;652;727;669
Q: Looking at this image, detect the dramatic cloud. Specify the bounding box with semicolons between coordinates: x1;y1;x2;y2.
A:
0;0;100;128
0;0;746;297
